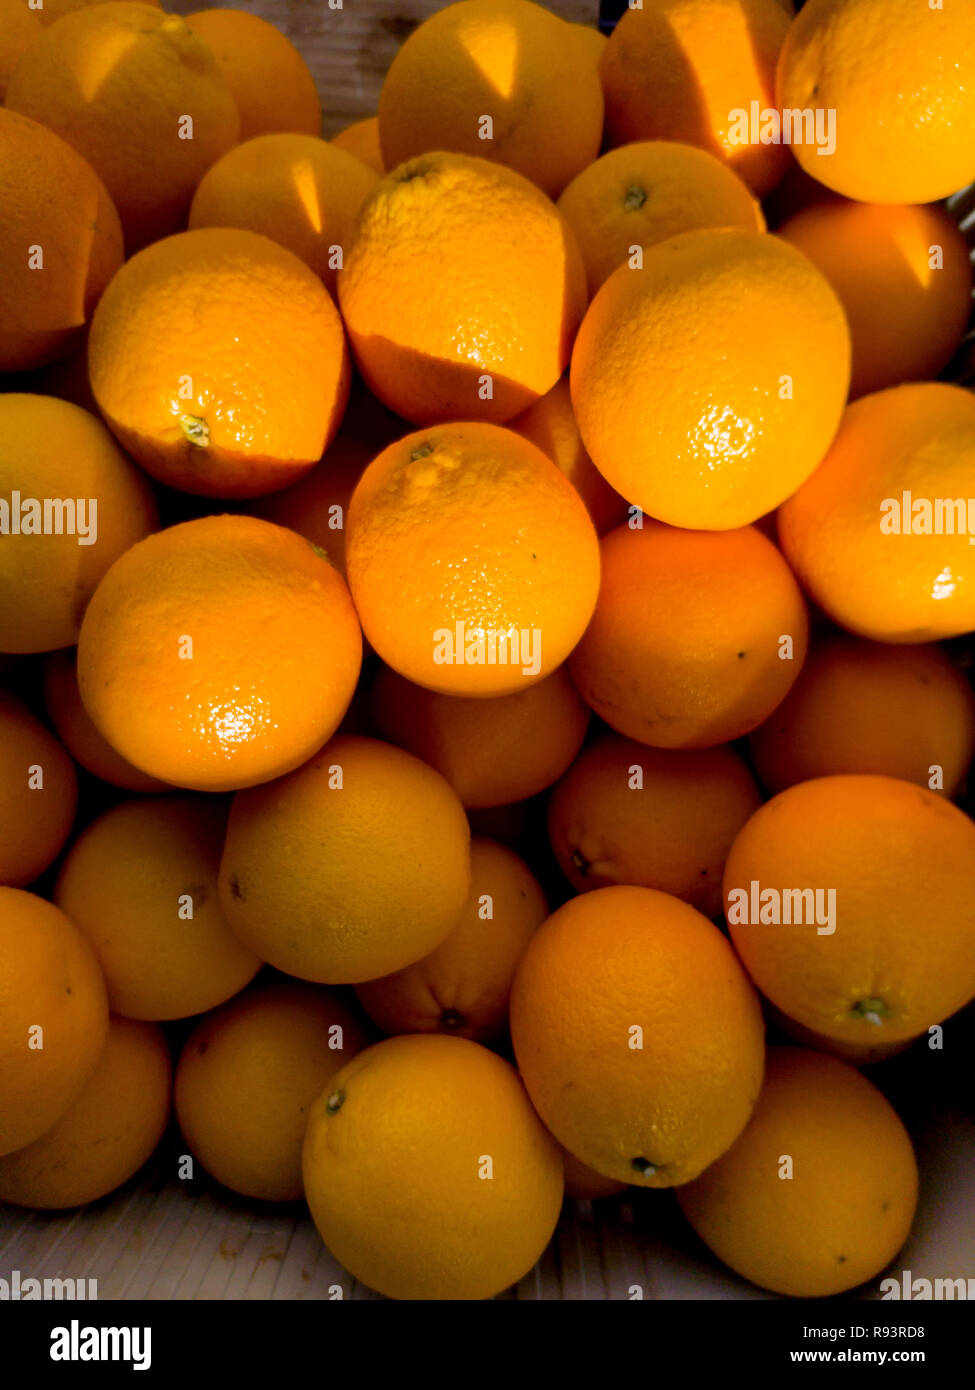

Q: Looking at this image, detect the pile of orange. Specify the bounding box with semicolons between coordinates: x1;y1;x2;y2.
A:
1;0;974;1306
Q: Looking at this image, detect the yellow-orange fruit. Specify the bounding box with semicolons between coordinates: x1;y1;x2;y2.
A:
186;9;321;140
0;690;78;888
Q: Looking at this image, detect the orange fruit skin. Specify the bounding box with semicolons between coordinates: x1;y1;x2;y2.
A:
356;837;548;1042
510;885;765;1187
676;1047;919;1297
0;888;109;1156
337;152;587;426
370;663;590;809
570;228;851;530
724;775;975;1046
776;0;975;205
558;140;765;298
55;795;261;1020
0;0;40;103
600;0;792;196
250;434;370;580
302;1033;564;1300
218;735;472;985
35;0;162;23
76;515;362;792
548;732;761;918
185;9;321;140
0;689;78;887
778;384;975;643
561;1147;628;1202
332;116;385;175
0;1015;171;1209
508;376;629;536
0;395;158;654
377;0;604;200
189;133;379;298
748;636;975;797
0;109;123;372
765;1003;914;1069
346;422;600;698
174;981;371;1202
777;201;973;400
89;227;350;500
5;4;240;252
569;521;809;749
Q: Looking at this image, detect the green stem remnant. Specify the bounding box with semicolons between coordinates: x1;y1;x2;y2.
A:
325;1090;345;1116
631;1157;657;1177
179;415;209;448
624;184;647;211
852;997;889;1027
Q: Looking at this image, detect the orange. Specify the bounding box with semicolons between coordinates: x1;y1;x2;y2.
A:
185;9;321;140
570;520;809;748
600;0;792;196
218;735;472;985
346;422;600;697
558;141;765;297
567;20;607;66
337;151;587;426
508;376;629;536
548;732;761;918
0;0;40;102
332;116;385;175
43;649;168;793
724;775;975;1046
76;515;362;792
677;1047;918;1297
776;0;975;204
356;837;548;1042
766;1003;914;1070
0;888;108;1156
778;384;975;643
570;228;850;530
5;4;240;251
302;1033;563;1300
377;0;604;199
777;201;973;399
174;981;371;1202
370;663;590;808
748;635;975;797
189;133;379;297
0;689;77;887
88;227;350;499
561;1148;627;1202
0;1015;171;1209
55;795;261;1020
0;395;158;654
34;0;162;22
510;885;765;1187
0;110;123;372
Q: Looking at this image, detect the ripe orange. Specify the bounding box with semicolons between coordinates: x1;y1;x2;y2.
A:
724;775;975;1045
569;520;809;748
346;422;600;697
332;116;385;175
189;134;379;298
748;636;975;797
0;110;123;372
0;0;40;102
302;1033;564;1300
34;0;162;22
510;885;765;1187
558;141;765;297
377;0;604;199
43;649;168;793
777;201;973;399
548;732;761;918
561;1148;627;1202
88;227;350;499
250;435;369;579
777;384;975;643
0;888;109;1156
185;9;321;140
370;663;590;808
0;395;158;654
508;376;629;536
5;4;240;251
356;837;548;1041
76;515;362;792
218;735;472;984
0;1015;171;1209
600;0;792;196
55;796;261;1020
776;0;975;204
174;981;371;1202
0;689;77;888
570;228;850;530
676;1047;918;1297
337;152;587;426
